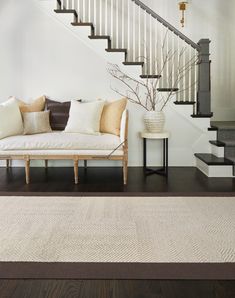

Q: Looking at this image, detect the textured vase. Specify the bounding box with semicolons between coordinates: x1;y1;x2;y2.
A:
144;111;165;133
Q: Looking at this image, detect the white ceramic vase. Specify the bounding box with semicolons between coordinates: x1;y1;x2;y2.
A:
143;111;165;133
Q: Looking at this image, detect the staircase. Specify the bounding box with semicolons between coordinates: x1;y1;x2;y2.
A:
39;0;234;177
196;122;235;177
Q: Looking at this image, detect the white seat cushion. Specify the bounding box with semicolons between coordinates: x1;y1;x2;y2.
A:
0;132;121;151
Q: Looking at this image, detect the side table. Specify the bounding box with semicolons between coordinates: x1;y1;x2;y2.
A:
140;131;170;177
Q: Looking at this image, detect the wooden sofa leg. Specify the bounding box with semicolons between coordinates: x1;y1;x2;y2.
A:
123;159;128;185
25;158;30;184
6;159;10;168
45;160;48;169
74;159;79;185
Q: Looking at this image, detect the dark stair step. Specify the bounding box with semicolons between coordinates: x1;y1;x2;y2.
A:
157;88;179;92
54;9;78;17
211;121;235;130
191;113;213;118
208;126;218;131
88;35;110;40
123;62;144;66
195;153;234;166
140;75;161;79
174;101;195;105
71;22;94;29
105;48;127;53
209;140;225;147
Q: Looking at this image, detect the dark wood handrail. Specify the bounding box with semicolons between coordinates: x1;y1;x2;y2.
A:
132;0;200;51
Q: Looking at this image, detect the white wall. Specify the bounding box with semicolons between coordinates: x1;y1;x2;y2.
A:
143;0;235;120
0;0;227;167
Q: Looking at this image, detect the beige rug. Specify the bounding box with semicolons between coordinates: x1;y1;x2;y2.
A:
0;196;234;263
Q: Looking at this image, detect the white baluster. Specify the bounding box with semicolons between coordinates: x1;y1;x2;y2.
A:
111;0;114;47
138;5;141;62
132;2;136;62
127;0;130;55
116;0;119;48
122;0;125;48
105;0;108;36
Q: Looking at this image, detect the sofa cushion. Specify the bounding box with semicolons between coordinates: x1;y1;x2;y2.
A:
0;98;23;140
64;100;105;135
100;98;127;136
45;98;75;131
23;111;52;135
17;96;45;113
0;132;121;151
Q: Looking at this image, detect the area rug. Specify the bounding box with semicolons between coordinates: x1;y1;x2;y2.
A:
0;196;234;279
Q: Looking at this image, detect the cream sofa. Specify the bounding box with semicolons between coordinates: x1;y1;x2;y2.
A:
0;110;128;185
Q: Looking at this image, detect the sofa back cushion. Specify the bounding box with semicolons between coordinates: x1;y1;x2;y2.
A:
17;96;45;113
23;111;52;135
100;98;127;136
64;100;105;135
0;98;24;140
45;98;73;131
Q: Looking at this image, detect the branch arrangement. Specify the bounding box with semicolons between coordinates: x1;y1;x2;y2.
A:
108;32;199;112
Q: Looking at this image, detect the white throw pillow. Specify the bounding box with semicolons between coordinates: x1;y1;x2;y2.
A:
0;98;24;140
64;100;105;134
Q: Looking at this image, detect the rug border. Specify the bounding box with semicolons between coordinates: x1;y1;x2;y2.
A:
0;192;235;197
0;262;234;280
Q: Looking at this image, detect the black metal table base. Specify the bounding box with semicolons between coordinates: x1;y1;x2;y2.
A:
143;138;168;177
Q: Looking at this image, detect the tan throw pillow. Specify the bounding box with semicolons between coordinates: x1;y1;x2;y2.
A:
100;98;127;136
23;111;52;135
17;96;45;113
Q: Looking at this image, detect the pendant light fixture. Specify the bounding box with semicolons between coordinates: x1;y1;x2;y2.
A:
178;1;188;27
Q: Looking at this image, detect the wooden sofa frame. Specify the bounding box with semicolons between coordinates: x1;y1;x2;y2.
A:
1;112;129;185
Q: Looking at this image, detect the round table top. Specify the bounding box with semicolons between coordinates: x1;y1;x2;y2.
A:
140;131;170;139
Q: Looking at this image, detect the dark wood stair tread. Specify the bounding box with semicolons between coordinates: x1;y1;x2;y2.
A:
195;153;234;166
208;126;218;131
209;140;225;147
123;62;144;66
174;101;195;105
54;9;77;16
105;48;127;53
71;22;94;29
191;113;213;118
157;88;179;92
88;35;110;40
140;75;161;79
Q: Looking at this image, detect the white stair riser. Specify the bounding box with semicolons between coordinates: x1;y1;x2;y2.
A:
207;131;217;140
196;158;234;178
211;144;224;158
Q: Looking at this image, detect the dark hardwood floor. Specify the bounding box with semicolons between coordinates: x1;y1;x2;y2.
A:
0;166;235;195
0;280;235;298
0;166;234;298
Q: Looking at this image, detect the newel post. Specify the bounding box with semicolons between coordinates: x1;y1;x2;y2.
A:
197;39;213;117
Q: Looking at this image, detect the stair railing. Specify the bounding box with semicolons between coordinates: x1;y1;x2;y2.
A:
57;0;212;116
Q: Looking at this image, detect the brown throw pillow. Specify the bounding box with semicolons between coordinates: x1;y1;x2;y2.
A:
17;96;45;113
45;98;72;131
100;98;127;136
